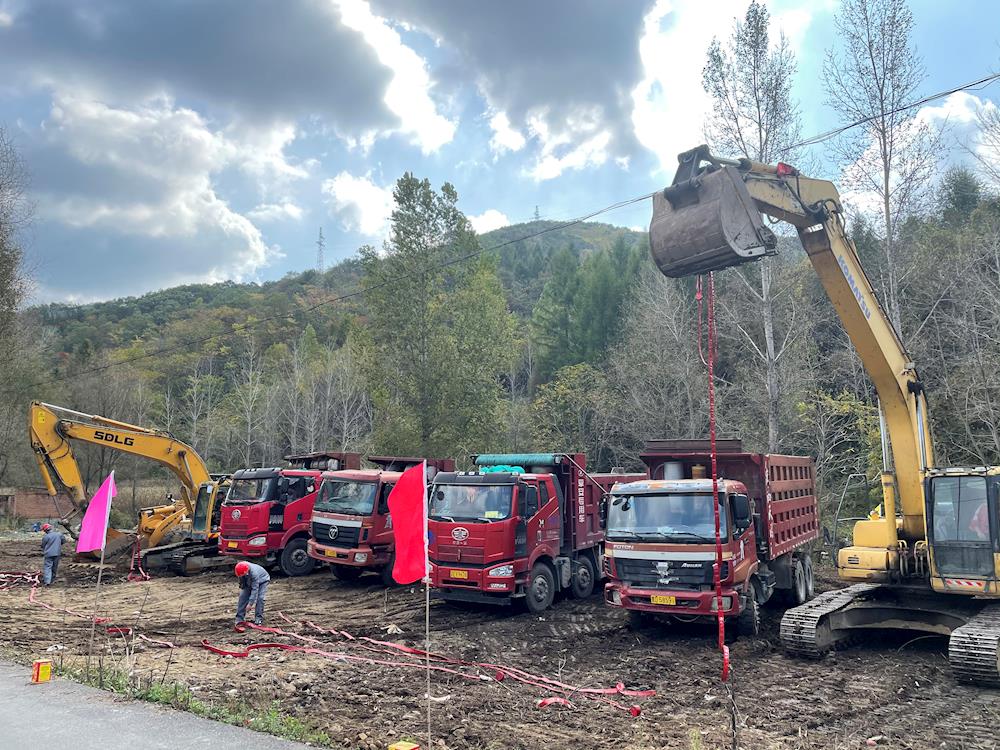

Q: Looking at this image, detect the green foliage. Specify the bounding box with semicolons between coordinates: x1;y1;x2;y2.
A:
531;363;612;468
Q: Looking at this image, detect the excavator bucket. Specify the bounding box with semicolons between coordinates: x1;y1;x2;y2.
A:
649;165;777;278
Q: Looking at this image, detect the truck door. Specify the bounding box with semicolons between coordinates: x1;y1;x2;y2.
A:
730;492;758;574
373;482;396;545
515;482;540;557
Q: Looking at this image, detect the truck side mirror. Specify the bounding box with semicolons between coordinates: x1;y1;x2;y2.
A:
732;494;752;527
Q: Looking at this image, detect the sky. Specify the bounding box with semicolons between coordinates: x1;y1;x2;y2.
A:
0;0;998;304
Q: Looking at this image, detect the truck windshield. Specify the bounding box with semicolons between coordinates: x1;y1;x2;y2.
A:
226;477;277;504
314;480;378;515
429;484;513;522
607;493;727;542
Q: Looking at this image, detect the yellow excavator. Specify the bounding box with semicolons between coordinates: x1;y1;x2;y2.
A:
28;401;229;574
648;145;1000;685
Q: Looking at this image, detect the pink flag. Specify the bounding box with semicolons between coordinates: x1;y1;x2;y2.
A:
76;471;117;553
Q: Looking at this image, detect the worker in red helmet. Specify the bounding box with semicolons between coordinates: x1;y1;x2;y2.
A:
234;560;270;627
40;523;65;586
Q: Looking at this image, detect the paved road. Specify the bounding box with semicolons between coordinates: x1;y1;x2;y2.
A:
0;661;314;749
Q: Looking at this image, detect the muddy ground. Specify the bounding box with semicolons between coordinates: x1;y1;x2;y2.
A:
1;538;997;750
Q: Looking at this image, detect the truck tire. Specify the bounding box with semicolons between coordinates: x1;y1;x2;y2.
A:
331;565;362;582
789;558;808;605
802;555;815;599
525;563;556;613
570;555;596;599
380;554;399;587
737;591;760;637
279;538;315;577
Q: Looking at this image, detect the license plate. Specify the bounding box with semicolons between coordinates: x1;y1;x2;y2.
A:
324;550;338;558
650;594;676;606
227;542;238;549
449;570;469;579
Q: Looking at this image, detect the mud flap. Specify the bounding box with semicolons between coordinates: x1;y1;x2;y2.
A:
649;165;776;278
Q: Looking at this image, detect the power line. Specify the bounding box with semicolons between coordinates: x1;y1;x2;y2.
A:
18;191;655;394
789;71;1000;150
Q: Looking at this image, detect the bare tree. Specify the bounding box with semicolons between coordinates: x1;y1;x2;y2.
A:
181;354;223;457
228;335;267;466
823;0;934;334
702;1;802;451
319;342;372;451
972;104;1000;188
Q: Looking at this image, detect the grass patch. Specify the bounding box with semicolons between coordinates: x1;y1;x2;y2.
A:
54;660;332;746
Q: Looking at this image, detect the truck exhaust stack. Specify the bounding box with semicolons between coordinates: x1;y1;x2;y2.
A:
649;154;777;278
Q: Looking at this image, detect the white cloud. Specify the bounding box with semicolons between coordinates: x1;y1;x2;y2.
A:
467;209;509;234
631;0;823;177
322;171;394;237
522;107;614;181
248;202;304;223
32;94;288;287
334;0;456;154
488;111;526;155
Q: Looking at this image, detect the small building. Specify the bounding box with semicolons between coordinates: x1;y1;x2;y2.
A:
0;487;74;522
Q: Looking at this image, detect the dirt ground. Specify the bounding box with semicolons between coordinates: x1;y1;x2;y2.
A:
1;538;997;750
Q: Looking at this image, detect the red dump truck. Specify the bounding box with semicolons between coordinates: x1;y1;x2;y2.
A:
604;439;818;636
428;453;643;612
218;452;361;576
308;457;455;585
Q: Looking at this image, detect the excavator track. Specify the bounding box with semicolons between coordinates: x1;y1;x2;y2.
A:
780;583;879;657
949;603;1000;686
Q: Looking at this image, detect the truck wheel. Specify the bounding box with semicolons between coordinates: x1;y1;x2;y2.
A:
802;555;815;600
570;556;596;599
380;554;399;587
279;538;315;577
790;559;808;605
525;563;556;613
331;565;362;582
737;592;760;637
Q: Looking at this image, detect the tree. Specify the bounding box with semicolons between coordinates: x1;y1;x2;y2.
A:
361;174;515;457
227;334;267;466
823;0;934;334
702;1;802;451
529;245;582;385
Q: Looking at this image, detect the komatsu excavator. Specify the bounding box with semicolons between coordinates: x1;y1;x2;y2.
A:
28;401;228;574
648;145;1000;685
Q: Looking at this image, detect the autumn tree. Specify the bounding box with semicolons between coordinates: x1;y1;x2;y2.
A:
702;0;802;451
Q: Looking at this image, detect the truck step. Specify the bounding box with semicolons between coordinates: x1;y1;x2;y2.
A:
779;583;879;657
949;603;1000;686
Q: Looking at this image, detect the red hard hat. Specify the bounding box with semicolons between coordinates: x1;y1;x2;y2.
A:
234;561;250;576
41;523;52;531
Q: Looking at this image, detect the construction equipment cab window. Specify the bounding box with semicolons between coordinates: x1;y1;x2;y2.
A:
929;476;992;544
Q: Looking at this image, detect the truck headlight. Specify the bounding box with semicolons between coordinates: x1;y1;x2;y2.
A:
248;536;267;547
610;589;622;606
488;565;514;577
354;552;368;563
710;596;733;611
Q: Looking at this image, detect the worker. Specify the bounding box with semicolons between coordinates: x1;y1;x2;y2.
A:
234;560;270;626
40;523;65;586
968;497;990;541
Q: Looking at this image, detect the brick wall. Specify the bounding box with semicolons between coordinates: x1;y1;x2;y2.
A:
0;488;75;520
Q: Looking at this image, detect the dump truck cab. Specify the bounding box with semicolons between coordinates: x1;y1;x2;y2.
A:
219;452;361;577
308;457;454;586
428;453;642;613
604;440;817;637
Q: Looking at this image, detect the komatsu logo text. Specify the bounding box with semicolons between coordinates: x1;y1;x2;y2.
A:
837;255;871;320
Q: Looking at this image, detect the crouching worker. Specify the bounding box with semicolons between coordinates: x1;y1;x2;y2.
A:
40;523;65;586
234;560;270;627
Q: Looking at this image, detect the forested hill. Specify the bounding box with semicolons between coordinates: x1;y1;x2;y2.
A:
30;220;645;357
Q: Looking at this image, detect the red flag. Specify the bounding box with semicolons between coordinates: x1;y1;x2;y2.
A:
387;461;428;584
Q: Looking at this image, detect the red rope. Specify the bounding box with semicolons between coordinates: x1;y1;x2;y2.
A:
705;272;730;681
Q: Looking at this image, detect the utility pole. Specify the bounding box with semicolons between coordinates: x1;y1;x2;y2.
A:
316;227;325;273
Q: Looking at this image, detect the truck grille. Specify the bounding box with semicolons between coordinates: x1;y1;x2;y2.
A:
614;558;729;590
311;523;360;548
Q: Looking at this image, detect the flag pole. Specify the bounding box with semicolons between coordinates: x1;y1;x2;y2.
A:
84;471;115;681
423;460;431;750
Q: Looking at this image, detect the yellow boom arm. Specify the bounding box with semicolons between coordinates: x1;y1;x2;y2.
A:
28;401;213;547
649;147;933;578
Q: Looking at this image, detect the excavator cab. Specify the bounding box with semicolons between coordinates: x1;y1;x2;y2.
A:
925;470;1000;587
649;146;777;278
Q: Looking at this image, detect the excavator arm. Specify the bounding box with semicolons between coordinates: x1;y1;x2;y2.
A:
649;147;931;567
28;401;213;548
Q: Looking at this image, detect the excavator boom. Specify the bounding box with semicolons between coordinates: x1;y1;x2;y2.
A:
647;146;1000;685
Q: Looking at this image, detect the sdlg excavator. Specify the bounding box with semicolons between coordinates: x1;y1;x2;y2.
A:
648;145;1000;685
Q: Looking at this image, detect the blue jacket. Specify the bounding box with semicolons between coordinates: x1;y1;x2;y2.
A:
238;562;270;598
41;530;65;558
